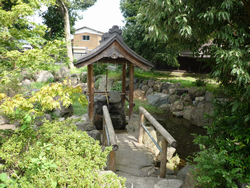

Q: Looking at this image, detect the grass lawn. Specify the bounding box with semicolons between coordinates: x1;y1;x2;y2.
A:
106;67;219;92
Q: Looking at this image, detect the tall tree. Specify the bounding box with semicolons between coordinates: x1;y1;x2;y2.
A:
120;0;179;67
0;0;68;75
138;0;250;186
42;0;96;69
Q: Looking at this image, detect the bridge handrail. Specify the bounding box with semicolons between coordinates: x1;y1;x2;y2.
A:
102;105;118;172
138;106;177;178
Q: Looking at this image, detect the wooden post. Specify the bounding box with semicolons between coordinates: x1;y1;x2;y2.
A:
122;64;126;104
109;150;116;172
138;111;144;143
129;64;134;128
102;118;107;146
160;137;168;178
87;64;94;125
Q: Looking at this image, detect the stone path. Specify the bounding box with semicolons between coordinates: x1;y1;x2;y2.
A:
114;132;183;188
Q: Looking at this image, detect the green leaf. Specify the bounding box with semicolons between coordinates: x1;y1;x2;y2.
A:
232;102;240;112
0;173;7;182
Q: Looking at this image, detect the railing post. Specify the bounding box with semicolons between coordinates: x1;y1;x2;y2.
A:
109;150;116;172
102;118;107;146
160;137;168;178
138;110;144;143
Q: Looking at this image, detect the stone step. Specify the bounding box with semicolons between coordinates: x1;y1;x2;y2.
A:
116;171;183;188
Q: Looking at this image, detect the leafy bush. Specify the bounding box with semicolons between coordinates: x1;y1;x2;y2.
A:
192;87;250;187
193;78;207;87
0;119;125;187
93;63;107;75
0;81;125;187
111;81;122;91
94;78;102;89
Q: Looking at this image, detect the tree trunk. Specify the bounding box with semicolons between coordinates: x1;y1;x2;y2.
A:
61;0;74;69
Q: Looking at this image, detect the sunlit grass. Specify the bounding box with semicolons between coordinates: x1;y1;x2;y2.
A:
70;66;87;74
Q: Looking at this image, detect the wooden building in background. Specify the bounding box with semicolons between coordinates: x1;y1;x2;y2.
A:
73;26;104;59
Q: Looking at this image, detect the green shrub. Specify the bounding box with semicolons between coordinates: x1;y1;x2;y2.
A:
192;86;250;187
0;119;125;187
93;63;107;75
111;81;122;91
95;78;102;89
193;78;207;87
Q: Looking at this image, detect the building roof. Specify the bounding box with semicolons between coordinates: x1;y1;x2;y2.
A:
74;25;154;70
74;26;105;36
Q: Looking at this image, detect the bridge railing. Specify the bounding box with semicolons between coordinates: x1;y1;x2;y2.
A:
102;105;118;172
138;106;177;178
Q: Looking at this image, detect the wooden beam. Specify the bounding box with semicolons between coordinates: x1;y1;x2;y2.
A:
138;111;145;143
109;150;116;172
87;64;94;125
129;65;134;128
102;106;118;151
160;137;167;178
122;64;126;104
138;106;177;147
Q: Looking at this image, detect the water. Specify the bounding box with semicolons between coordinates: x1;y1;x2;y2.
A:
150;113;207;160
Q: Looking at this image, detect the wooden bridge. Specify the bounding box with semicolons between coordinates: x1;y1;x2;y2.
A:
102;105;183;188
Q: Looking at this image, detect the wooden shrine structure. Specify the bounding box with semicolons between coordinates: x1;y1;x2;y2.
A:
75;25;154;128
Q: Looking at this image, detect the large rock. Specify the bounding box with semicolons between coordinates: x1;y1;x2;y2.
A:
188;87;206;100
205;91;214;101
181;94;192;105
190;101;214;127
36;71;54;83
148;79;155;87
59;65;70;78
134;89;145;100
141;85;149;93
98;78;114;91
183;107;193;121
148;93;170;107
169;94;180;104
153;82;162;92
0;115;9;125
161;82;172;91
195;96;205;103
146;88;154;98
109;91;121;103
154;179;183;188
181;170;201;188
175;89;188;96
79;72;87;83
22;79;32;86
177;165;194;181
158;103;171;111
171;101;184;112
87;130;101;142
52;101;74;118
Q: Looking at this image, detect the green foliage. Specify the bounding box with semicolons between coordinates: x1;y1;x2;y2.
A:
41;0;96;40
0;80;124;187
0;173;7;188
72;94;88;115
0;119;125;187
94;78;102;89
120;0;179;66
193;79;207;87
138;1;250;186
192;87;250;186
111;81;122;91
93;63;107;75
0;76;22;97
0;0;69;73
